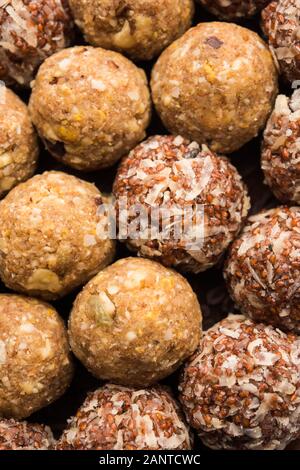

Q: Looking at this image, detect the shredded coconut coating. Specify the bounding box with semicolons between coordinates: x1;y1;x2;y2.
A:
69;257;202;387
113;135;250;273
57;384;192;450
262;90;300;204
69;0;194;61
197;0;269;20
0;86;38;197
29;46;151;171
151;22;278;155
179;314;300;450
0;418;55;449
0;0;73;87
0;171;115;300
262;0;300;84
224;207;300;333
0;294;73;419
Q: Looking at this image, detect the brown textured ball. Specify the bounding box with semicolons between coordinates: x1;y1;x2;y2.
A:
57;384;192;450
197;0;269;20
0;171;115;300
0;0;73;87
69;257;202;387
69;0;194;61
0;85;38;197
151;22;278;154
179;314;300;450
262;0;300;84
0;294;73;419
262;90;300;204
0;419;55;450
113;135;250;273
224;207;300;333
29;46;151;171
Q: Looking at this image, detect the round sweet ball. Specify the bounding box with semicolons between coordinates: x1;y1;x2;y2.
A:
113;136;250;273
224;207;300;333
262;0;300;84
57;384;192;450
179;314;300;450
262;91;300;204
0;171;115;300
69;257;202;387
69;0;194;61
0;294;73;419
0;0;73;88
151;22;278;155
0;86;38;197
29;46;151;171
0;419;55;450
197;1;269;20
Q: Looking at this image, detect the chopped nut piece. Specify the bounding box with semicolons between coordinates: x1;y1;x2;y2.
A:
89;293;116;325
0;152;12;168
26;269;62;293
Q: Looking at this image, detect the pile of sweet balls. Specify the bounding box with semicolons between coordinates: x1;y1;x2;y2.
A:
1;0;300;452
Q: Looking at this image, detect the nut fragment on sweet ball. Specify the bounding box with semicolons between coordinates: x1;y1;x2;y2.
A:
69;0;194;61
197;0;269;20
0;0;73;87
69;257;202;387
0;419;55;450
262;0;300;83
57;384;192;450
29;46;151;171
151;22;278;154
0;294;73;419
0;86;38;197
224;207;300;333
0;171;115;300
113;136;250;273
262;91;300;204
179;314;300;450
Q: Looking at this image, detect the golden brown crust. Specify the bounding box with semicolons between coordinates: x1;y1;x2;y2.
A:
0;171;115;300
0;86;38;197
69;257;202;387
69;0;194;60
0;294;73;419
151;22;278;154
29;46;151;171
